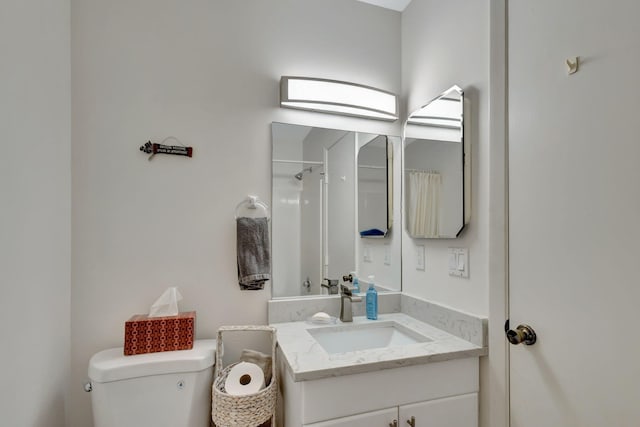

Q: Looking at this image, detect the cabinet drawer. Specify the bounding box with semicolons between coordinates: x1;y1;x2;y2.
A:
304;407;397;427
399;393;478;427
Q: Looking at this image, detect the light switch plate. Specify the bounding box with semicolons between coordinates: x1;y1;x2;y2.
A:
415;245;425;271
448;247;469;278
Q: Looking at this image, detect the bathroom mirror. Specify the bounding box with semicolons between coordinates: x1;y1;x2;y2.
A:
357;135;392;237
403;85;470;238
271;123;401;298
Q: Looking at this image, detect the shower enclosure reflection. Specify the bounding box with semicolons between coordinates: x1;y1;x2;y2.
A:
271;123;401;298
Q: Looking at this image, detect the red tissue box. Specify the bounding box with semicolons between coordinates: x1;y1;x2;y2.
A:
123;311;196;356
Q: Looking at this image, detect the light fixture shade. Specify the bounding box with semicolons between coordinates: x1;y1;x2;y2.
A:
406;86;463;129
280;76;398;121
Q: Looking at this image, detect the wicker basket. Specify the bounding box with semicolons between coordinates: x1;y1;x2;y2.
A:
212;325;277;427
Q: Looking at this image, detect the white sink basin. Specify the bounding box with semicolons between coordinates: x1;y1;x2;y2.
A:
308;321;432;354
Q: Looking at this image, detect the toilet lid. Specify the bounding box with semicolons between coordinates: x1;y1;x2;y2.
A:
89;339;216;383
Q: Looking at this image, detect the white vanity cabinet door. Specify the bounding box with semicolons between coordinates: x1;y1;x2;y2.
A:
398;393;477;427
303;407;397;427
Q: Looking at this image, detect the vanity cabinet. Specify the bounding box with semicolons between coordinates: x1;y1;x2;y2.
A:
398;393;477;427
304;394;477;427
278;355;479;427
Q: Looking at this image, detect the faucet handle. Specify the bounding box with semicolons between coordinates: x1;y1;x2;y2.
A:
340;283;353;296
341;285;363;300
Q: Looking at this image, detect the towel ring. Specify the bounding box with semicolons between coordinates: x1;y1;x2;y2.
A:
235;195;270;220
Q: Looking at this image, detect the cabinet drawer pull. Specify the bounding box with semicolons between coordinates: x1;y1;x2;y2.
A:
406;416;416;427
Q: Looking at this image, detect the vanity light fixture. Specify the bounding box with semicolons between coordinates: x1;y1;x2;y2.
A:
407;97;462;128
407;114;462;129
280;76;398;121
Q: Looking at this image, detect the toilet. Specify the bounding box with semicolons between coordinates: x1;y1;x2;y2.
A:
88;339;216;427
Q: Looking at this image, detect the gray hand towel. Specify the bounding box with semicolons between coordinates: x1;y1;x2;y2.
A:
236;217;270;290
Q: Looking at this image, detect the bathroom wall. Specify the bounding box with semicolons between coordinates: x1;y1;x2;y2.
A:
0;0;71;425
70;0;400;425
401;0;489;316
401;2;489;427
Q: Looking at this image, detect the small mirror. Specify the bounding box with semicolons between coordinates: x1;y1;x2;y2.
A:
358;135;392;237
403;85;469;238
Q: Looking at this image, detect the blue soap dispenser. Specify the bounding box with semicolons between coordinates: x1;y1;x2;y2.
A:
366;275;378;320
351;271;360;294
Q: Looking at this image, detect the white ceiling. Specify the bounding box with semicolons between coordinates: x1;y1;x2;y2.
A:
356;0;412;12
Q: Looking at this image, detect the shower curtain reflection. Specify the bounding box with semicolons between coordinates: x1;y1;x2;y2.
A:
407;171;441;238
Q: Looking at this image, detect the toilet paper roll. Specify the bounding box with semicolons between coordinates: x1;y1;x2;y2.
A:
224;362;265;396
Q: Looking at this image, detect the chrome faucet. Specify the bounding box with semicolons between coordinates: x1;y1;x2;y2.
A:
321;278;339;295
340;284;362;322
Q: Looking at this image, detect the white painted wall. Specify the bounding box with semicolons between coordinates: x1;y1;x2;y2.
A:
401;3;489;427
0;0;71;425
401;0;489;316
70;1;400;425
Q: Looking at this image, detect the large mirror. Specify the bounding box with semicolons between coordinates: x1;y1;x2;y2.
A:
271;123;401;298
403;85;470;238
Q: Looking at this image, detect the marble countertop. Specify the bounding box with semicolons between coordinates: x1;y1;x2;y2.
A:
272;312;486;382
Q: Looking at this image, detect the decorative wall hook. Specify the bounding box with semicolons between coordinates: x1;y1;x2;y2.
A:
566;57;579;75
139;137;193;161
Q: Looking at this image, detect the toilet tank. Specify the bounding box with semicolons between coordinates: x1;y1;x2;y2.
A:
88;339;216;427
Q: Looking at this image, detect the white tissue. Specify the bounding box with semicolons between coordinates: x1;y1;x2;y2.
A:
148;287;183;317
224;362;265;396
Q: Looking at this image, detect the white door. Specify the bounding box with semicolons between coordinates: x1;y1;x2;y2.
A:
304;407;396;427
508;1;640;426
399;394;477;427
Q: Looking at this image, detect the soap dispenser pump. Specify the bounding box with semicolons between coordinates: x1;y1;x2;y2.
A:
351;271;360;293
366;275;378;320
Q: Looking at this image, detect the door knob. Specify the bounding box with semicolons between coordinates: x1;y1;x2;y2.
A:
504;319;537;345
